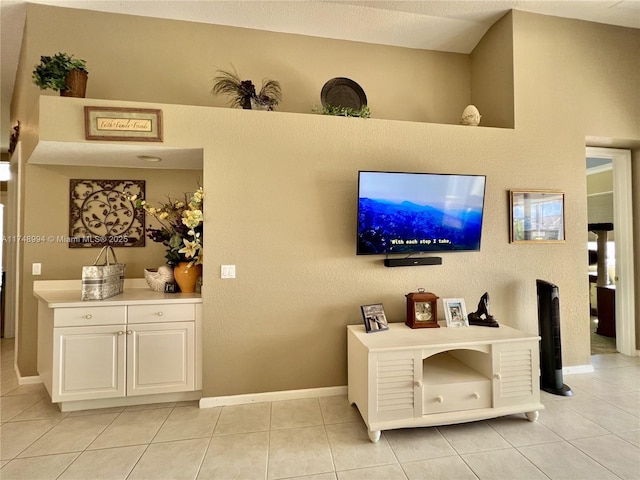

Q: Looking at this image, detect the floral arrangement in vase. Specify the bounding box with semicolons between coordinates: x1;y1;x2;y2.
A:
129;187;203;266
129;187;204;293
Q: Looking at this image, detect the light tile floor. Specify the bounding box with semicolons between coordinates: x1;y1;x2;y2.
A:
1;338;639;479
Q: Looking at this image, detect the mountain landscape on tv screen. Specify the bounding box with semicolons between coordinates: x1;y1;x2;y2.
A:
357;198;483;254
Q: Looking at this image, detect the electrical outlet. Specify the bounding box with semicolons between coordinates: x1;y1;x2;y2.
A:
32;263;42;275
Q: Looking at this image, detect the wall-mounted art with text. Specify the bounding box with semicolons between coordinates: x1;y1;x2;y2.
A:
69;179;145;248
84;106;163;142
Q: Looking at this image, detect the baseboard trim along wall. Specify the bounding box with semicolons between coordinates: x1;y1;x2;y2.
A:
563;364;595;375
15;366;41;385
199;385;348;409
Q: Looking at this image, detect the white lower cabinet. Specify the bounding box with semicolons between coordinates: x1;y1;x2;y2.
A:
127;321;195;396
53;324;126;401
348;323;544;442
36;283;202;411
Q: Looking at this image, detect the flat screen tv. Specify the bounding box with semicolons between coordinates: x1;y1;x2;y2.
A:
357;171;487;255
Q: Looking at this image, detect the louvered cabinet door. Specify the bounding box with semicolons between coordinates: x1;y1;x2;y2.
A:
492;340;540;408
371;350;421;423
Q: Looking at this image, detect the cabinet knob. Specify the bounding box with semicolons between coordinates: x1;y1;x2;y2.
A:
472;392;480;400
85;314;93;319
436;395;444;403
414;380;423;388
494;373;502;380
127;330;133;335
157;311;163;316
117;331;124;336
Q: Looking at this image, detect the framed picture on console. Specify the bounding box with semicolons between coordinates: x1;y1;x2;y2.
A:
443;298;469;327
361;303;389;333
509;190;565;243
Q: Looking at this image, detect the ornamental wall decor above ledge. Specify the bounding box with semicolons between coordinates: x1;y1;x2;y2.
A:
69;179;145;248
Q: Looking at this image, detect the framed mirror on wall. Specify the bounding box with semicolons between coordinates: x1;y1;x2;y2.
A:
509;190;565;243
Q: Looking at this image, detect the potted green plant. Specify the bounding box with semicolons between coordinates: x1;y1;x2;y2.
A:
211;68;281;110
312;104;371;118
32;53;88;98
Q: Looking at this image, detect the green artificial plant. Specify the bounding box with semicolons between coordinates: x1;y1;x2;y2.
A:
32;53;88;92
313;104;371;118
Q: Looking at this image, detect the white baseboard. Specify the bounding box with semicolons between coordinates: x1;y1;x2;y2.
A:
14;365;42;385
563;364;595;375
199;385;348;409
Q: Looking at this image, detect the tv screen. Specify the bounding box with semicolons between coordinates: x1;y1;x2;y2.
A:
357;171;487;255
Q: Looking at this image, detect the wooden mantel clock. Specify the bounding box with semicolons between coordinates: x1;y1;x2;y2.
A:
405;289;440;328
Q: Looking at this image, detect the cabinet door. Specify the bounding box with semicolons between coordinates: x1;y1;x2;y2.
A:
371;350;421;423
492;341;540;408
52;325;126;402
127;322;195;396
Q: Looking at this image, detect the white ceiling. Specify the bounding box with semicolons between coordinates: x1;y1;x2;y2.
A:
1;0;639;154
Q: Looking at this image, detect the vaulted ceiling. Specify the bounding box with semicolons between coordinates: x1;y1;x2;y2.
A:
2;0;639;151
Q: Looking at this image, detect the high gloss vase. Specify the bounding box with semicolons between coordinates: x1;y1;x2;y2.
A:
173;262;202;293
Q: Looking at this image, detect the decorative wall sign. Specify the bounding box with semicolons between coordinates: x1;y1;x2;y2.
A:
69;179;145;248
84;107;163;142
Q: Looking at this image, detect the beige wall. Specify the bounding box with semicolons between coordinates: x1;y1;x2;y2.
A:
470;12;514;128
10;6;639;395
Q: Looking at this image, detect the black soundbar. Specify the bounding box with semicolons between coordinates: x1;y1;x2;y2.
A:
384;257;442;267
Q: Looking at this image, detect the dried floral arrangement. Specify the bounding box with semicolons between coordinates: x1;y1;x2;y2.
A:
211;68;282;110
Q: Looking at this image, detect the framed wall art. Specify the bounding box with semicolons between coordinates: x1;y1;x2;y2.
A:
509;190;565;243
84;106;163;142
443;298;469;327
69;179;145;248
360;303;389;333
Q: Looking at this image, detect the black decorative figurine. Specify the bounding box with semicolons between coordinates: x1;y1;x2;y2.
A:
468;292;499;327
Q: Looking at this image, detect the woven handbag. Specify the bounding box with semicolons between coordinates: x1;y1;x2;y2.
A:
81;246;126;301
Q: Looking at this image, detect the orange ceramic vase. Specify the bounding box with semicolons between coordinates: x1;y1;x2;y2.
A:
173;262;202;293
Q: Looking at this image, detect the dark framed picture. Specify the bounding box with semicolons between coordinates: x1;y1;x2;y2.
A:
361;303;389;333
509;190;565;243
443;298;469;327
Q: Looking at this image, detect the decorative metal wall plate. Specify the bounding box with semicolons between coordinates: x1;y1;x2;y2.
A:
321;77;367;109
69;179;145;248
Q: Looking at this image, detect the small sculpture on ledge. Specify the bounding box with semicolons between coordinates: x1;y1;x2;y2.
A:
467;292;499;327
460;104;481;126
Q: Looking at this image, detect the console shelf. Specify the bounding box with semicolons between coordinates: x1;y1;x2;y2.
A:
347;323;544;442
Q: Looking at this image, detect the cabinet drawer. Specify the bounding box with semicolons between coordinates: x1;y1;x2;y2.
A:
54;306;126;327
128;304;195;324
424;380;491;414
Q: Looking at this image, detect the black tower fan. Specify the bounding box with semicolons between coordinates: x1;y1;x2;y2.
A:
536;279;573;396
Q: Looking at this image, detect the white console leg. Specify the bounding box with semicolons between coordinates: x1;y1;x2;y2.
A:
368;430;381;442
525;410;539;422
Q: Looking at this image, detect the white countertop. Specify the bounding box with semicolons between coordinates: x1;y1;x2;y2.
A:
34;279;202;308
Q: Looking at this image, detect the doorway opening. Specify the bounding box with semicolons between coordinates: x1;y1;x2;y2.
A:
585;147;636;357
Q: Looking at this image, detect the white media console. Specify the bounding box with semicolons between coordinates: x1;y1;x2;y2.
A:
347;323;544;442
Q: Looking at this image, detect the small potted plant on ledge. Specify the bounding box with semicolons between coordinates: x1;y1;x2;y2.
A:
32;52;88;98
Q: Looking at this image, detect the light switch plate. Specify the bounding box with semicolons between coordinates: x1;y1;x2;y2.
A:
221;265;236;279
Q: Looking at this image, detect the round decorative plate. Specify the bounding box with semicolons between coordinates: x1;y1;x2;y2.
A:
321;77;367;109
